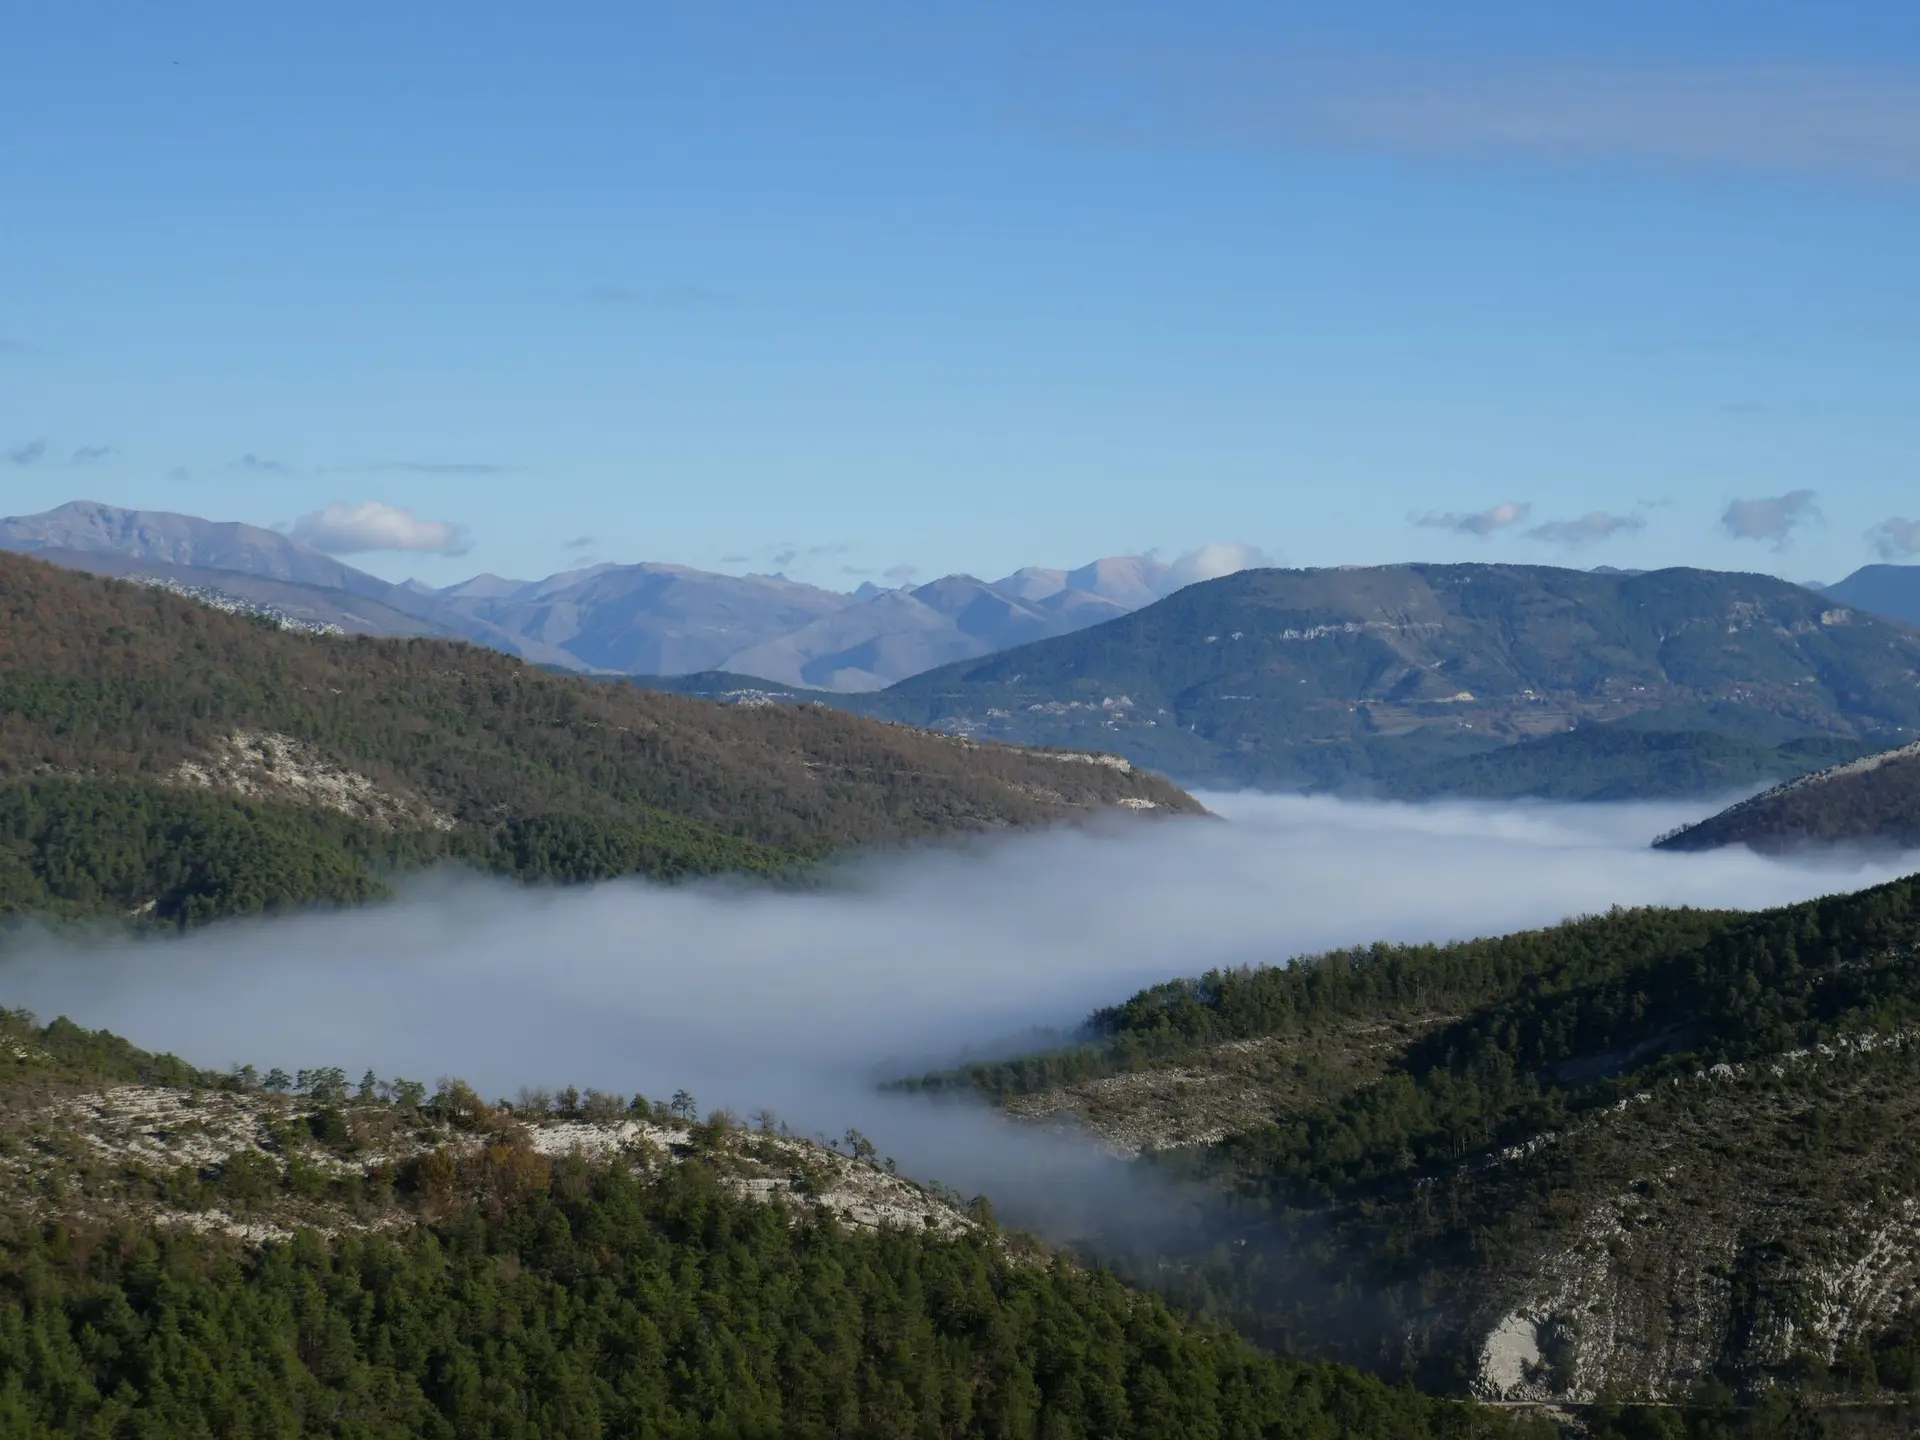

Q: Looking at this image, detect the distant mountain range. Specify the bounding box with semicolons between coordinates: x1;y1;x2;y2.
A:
1820;563;1920;628
0;501;1222;690
22;500;1920;800
844;563;1920;792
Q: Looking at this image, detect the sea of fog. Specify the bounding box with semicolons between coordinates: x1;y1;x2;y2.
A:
3;791;1916;1218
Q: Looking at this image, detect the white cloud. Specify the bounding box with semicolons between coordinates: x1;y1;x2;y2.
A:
1866;517;1920;561
1160;542;1270;590
288;500;472;556
1416;502;1530;536
1721;490;1819;549
1525;511;1647;547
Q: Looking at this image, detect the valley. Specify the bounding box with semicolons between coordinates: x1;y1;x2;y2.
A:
18;7;1920;1431
11;769;1920;1435
11;541;1920;1436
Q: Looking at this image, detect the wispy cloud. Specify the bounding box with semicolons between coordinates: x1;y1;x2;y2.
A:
323;461;525;476
232;453;292;475
167;465;192;483
1162;542;1271;589
1722;489;1819;549
0;338;29;355
5;439;46;466
1045;55;1920;184
1414;501;1530;536
1866;517;1920;562
884;563;919;583
69;444;115;464
718;553;752;565
589;283;729;309
288;501;472;557
770;543;850;569
1525;511;1647;547
564;535;594;550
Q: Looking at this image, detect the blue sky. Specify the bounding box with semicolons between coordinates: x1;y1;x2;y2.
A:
3;1;1917;589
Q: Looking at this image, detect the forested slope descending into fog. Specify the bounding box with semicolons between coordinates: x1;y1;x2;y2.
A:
0;1008;1550;1440
1655;740;1920;853
903;876;1920;1415
0;552;1198;927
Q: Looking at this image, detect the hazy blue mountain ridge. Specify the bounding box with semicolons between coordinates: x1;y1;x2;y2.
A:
849;563;1920;791
0;501;1198;688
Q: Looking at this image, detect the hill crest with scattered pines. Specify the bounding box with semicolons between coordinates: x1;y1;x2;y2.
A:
1654;739;1920;853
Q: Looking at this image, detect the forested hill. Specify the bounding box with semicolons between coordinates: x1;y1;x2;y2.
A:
1654;739;1920;853
903;874;1920;1414
0;552;1197;924
0;1009;1549;1440
849;563;1920;793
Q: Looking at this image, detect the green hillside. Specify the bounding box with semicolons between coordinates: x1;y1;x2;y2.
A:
848;564;1920;793
905;874;1920;1414
0;1009;1545;1440
0;552;1198;927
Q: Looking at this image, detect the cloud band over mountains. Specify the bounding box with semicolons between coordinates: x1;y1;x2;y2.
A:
1525;511;1647;547
1415;502;1529;536
288;501;473;557
1867;517;1920;561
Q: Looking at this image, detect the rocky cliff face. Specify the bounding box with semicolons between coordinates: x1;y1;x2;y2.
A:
1465;1033;1920;1403
986;1012;1920;1402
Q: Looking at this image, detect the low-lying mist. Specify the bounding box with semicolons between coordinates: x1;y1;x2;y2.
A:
3;791;1915;1225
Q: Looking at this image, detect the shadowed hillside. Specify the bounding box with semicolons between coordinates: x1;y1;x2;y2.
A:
1655;740;1920;853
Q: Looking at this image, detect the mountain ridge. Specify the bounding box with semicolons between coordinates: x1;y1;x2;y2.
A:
0;500;1228;690
1824;563;1920;628
0;550;1200;925
849;561;1920;792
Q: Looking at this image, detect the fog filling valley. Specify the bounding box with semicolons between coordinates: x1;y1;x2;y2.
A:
6;791;1918;1235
